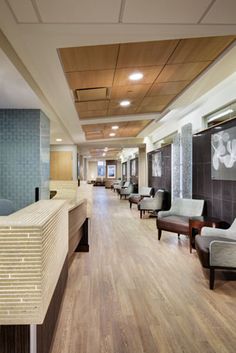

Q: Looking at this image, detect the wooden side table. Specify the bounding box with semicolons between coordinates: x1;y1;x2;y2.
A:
189;216;227;253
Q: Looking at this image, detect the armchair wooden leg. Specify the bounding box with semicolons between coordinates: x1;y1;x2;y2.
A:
158;229;162;240
130;202;132;209
210;268;215;290
140;210;142;219
178;233;180;238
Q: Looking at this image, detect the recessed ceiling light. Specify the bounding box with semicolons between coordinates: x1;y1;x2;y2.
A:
104;147;108;151
129;72;143;81
56;138;62;142
120;100;130;107
112;125;119;130
109;133;116;137
102;152;106;157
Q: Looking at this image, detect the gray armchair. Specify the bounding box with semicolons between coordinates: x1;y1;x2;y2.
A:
157;198;204;240
138;189;165;219
195;218;236;289
120;183;134;199
128;187;153;209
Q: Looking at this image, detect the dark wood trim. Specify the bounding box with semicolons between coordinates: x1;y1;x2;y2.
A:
37;256;68;353
0;325;30;353
75;218;89;252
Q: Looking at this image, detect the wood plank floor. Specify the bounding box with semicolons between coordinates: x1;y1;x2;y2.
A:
51;188;236;353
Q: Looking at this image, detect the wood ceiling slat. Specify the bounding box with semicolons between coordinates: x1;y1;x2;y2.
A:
113;66;163;86
110;84;151;100
66;70;114;90
168;36;236;64
77;110;108;119
58;36;235;137
82;120;151;139
77;87;107;101
59;44;119;72
117;40;179;68
156;62;211;82
148;81;190;96
76;100;109;112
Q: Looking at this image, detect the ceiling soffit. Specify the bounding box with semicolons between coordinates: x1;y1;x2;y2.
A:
58;36;235;131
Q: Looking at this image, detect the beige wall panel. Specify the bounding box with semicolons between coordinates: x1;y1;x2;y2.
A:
157;62;211;82
50;151;73;180
59;44;119;72
66;70;114;89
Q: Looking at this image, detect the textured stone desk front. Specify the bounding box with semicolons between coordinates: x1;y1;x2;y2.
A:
0;200;68;325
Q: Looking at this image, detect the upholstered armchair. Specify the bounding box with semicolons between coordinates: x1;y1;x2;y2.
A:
0;199;15;216
195;218;236;289
157;198;204;240
138;189;165;219
113;180;125;193
120;183;134;199
128;187;153;209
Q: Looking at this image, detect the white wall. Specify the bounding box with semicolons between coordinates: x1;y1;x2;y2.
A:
50;144;78;180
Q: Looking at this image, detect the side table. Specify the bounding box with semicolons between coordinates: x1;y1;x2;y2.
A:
189;216;228;253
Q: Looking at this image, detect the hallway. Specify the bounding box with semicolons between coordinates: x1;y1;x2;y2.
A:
51;188;236;353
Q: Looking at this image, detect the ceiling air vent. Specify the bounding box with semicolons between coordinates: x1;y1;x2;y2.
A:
76;87;108;102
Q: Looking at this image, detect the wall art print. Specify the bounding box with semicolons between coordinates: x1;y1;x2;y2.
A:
131;159;136;176
152;151;162;177
107;165;116;178
211;126;236;181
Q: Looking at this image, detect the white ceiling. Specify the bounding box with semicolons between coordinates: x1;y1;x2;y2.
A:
0;0;236;149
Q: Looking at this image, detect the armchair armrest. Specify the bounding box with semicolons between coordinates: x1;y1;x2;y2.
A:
201;227;228;237
158;210;173;218
210;241;236;267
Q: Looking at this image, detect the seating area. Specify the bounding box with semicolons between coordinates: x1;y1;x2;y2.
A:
1;2;236;351
195;219;236;289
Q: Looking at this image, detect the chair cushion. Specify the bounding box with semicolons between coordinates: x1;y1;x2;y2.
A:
195;235;236;268
157;215;190;235
129;195;142;204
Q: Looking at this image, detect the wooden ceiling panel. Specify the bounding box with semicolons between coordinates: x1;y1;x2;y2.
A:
117;40;179;68
77;110;108;119
141;95;176;107
156;62;211;83
110;85;150;100
148;81;190;96
168;36;235;64
136;104;166;113
66;70;114;90
58;36;235;138
76;100;109;112
59;44;119;72
77;87;107;101
83;120;151;139
113;66;163;86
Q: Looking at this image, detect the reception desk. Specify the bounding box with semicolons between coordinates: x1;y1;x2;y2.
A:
0;196;90;353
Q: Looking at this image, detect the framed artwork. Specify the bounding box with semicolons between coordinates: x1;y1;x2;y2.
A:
131;159;136;176
211;126;236;180
107;165;116;178
152;151;162;177
122;162;127;176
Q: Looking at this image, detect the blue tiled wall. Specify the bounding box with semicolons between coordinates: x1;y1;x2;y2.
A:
0;109;50;211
